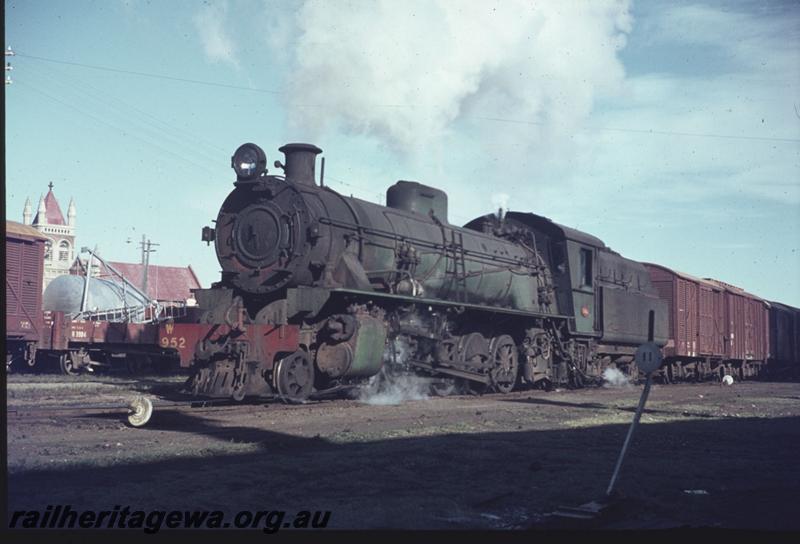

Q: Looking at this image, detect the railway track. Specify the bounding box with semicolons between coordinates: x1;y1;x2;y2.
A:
6;397;248;426
7;383;362;427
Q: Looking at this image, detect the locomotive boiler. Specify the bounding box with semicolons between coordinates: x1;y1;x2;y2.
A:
186;142;669;401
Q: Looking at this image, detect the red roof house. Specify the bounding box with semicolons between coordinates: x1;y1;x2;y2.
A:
72;260;202;303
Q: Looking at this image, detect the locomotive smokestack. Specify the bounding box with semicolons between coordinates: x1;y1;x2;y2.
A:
278;143;323;186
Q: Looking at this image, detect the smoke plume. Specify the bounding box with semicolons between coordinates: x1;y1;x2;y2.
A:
269;0;632;154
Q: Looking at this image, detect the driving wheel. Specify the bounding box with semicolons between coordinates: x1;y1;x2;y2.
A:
488;335;519;394
274;350;314;403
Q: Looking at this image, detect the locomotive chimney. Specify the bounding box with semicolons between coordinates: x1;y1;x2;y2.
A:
278;143;322;186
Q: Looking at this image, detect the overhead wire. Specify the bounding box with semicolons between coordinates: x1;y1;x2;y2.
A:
15;51;800;145
13;60;515;220
469;115;800;144
11;50;800;220
21;63;227;171
324;175;384;202
15;52;283;95
54;66;231;157
15;79;220;176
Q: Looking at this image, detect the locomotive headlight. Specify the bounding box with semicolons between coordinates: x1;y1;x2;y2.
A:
231;143;267;181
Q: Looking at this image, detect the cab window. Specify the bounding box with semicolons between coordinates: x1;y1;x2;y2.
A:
579;248;593;287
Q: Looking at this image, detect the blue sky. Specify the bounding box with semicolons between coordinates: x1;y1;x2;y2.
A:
5;0;800;305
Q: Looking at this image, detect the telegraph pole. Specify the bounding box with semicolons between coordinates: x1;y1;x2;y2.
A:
5;45;14;85
139;235;160;296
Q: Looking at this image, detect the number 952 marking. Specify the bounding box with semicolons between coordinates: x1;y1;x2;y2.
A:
161;336;186;349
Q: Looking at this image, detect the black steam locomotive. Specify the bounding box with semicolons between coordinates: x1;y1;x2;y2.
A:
185;142;669;401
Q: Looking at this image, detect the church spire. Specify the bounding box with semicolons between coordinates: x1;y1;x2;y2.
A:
68;197;76;227
23;197;32;225
36;194;47;225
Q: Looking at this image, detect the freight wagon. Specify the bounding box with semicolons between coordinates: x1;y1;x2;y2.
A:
6;220;195;375
643;264;769;381
767;301;800;379
6;221;47;370
35;310;188;374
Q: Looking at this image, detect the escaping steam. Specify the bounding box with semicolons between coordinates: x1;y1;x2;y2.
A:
358;337;431;405
358;373;431;406
602;367;632;388
492;192;510;219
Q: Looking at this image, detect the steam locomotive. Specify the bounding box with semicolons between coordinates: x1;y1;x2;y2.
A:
185;142;672;401
9;142;794;386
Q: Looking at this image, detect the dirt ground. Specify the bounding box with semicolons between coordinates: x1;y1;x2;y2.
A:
6;372;800;531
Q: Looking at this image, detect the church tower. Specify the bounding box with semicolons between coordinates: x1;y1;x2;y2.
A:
23;197;32;225
26;182;77;292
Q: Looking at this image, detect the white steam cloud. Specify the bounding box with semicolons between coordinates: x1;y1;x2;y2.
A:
193;1;239;68
271;0;632;153
491;192;510;214
358;337;431;405
358;373;431;406
602;367;632;388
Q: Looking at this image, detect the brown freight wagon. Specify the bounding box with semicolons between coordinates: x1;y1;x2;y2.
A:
37;310;177;374
41;310;227;375
643;264;724;358
34;302;205;374
643;263;768;381
703;278;770;372
767;301;800;379
6;221;47;370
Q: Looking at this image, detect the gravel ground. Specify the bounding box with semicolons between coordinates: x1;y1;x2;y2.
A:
6;373;800;531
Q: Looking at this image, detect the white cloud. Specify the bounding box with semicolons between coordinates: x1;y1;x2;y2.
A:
479;1;800;236
193;1;239;69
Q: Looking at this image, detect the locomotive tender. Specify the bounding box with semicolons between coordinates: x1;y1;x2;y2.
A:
186;142;669;401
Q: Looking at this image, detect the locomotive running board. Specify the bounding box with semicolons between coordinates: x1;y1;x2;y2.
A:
408;359;491;384
309;384;360;400
329;288;573;321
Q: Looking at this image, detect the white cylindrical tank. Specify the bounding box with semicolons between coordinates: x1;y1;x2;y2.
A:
43;274;149;316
